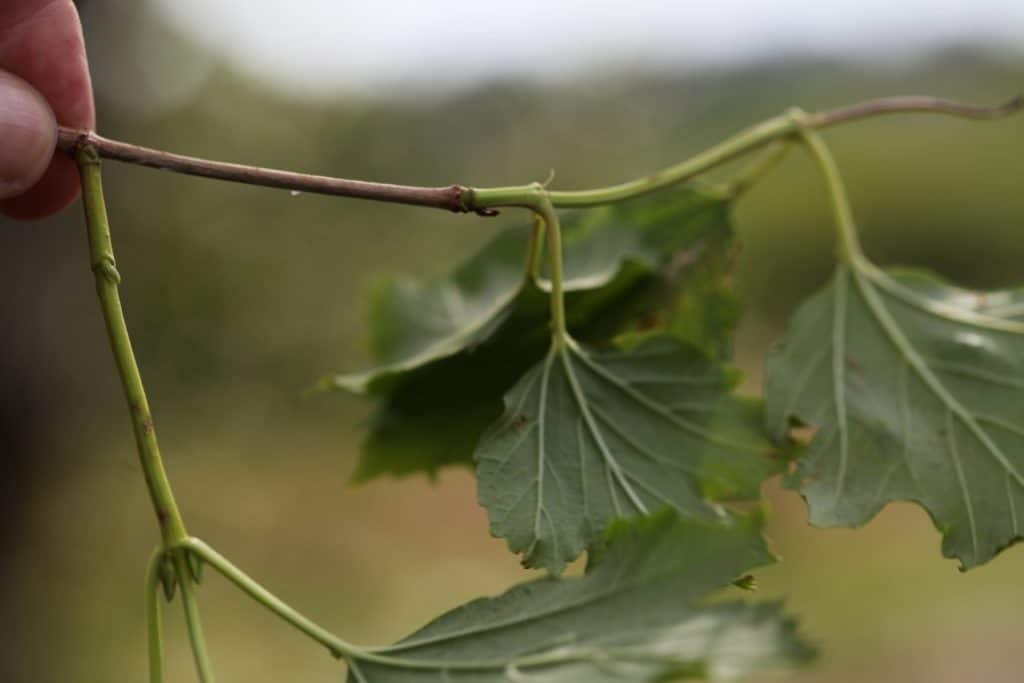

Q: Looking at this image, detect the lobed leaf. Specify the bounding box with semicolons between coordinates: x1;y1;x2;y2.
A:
477;336;777;575
765;265;1024;568
346;511;814;682
329;187;739;480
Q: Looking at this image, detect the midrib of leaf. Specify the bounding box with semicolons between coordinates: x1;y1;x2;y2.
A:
367;516;732;658
355;644;604;674
983;301;1024;318
355;641;715;677
862;265;1024;334
945;407;979;557
832;265;851;504
852;266;1024;483
1007;472;1021;535
367;574;689;658
849;264;1024;559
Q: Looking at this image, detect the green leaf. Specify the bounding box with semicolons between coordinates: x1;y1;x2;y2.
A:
615;227;740;361
477;335;777;574
345;511;814;682
330;187;738;480
765;264;1024;568
341;227;534;396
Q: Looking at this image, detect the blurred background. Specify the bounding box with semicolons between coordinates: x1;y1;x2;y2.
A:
1;1;1023;681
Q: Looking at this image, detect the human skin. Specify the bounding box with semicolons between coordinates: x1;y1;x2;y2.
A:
0;0;94;219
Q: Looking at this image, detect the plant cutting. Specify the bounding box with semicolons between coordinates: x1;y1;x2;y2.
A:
51;92;1022;681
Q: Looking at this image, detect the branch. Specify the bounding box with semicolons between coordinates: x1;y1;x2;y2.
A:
59;128;477;214
531;95;1023;208
75;146;190;547
58;95;1022;213
805;95;1024;128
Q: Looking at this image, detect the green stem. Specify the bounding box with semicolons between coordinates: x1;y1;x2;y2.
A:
75;147;189;547
145;548;165;683
721;140;792;199
473;96;1022;214
467;183;567;340
176;552;216;682
181;538;361;661
790;113;865;264
180;537;672;674
474;114;798;210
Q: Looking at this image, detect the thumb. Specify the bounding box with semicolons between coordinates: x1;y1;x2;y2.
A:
0;69;56;200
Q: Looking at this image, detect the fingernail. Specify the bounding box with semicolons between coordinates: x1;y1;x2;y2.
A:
0;70;57;200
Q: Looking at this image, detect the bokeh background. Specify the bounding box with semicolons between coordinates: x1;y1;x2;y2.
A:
2;1;1023;681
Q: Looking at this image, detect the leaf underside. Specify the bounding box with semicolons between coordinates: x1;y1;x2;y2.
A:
765;265;1024;568
346;512;814;682
330;187;739;481
477;336;777;575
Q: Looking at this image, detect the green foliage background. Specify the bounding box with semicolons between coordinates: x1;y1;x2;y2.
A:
1;6;1023;682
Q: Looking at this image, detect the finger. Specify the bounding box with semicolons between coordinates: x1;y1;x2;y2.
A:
0;0;94;219
0;70;56;200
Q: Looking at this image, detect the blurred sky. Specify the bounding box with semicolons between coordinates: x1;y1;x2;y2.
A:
148;0;1024;95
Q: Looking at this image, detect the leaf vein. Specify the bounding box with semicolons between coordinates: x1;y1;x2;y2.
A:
560;347;649;515
926;359;1024;391
571;345;762;453
945;409;980;560
531;349;558;557
853;270;1024;493
832;267;851;505
1007;472;1020;538
588;402;699;475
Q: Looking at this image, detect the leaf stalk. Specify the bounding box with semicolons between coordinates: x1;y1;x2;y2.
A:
790;111;865;264
176;551;216;682
145;547;166;683
534;190;569;343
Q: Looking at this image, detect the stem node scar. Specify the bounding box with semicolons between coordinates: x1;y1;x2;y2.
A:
91;257;121;285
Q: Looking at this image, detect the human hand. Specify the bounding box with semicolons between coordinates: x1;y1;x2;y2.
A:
0;0;94;219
